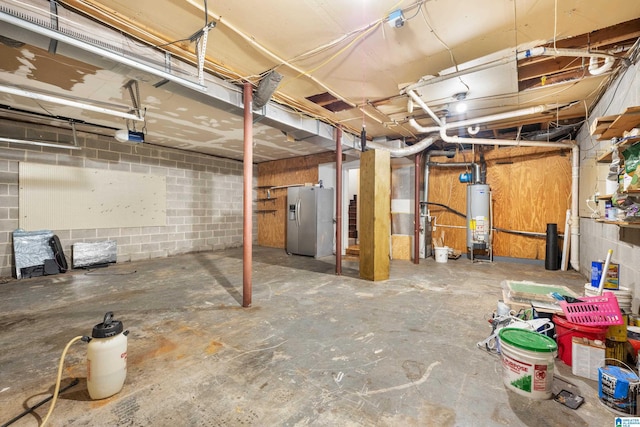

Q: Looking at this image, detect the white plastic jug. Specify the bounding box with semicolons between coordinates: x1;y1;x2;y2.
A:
87;312;128;400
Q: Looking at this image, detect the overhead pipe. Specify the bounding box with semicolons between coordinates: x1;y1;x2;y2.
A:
242;82;253;308
588;56;615;76
439;128;574;149
408;101;550;135
517;47;616;76
407;90;443;127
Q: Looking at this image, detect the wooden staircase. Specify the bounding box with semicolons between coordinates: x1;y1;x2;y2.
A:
346;195;359;259
348;195;357;240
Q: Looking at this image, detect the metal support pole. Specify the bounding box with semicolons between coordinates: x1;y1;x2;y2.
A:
242;82;253;307
335;126;343;275
414;152;421;264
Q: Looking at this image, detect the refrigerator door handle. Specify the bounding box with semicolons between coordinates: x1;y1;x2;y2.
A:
296;198;301;228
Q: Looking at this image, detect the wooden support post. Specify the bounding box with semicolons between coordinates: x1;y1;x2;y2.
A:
359;149;390;281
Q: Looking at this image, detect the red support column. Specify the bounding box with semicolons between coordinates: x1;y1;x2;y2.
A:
335;126;342;275
243;82;253;307
414;152;421;264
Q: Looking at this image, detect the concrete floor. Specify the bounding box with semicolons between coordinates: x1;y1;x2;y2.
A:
0;247;619;426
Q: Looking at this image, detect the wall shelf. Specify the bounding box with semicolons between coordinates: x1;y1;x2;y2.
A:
256;198;278;202
596;219;640;228
596;136;640;163
256;209;277;214
591;106;640;141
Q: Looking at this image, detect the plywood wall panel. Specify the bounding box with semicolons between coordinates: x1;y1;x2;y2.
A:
428;146;571;260
257;152;335;248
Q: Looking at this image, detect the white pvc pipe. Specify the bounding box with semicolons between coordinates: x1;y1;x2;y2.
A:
516;47;616;76
516;47;617;61
407;90;443;127
439;128;574;148
589;56;615;76
596;249;614;295
407;99;549;135
570;145;580;271
442;105;548;130
409;118;439;134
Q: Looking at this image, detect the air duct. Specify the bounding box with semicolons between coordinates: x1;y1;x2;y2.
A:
366;136;435;157
253;70;283;110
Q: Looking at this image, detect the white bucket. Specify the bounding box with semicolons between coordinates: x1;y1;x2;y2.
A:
434;247;448;263
498;328;557;399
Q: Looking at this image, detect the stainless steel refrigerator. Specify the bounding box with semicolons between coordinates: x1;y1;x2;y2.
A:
287;186;334;257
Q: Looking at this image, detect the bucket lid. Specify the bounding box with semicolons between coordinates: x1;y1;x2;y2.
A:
499;327;557;352
92;311;124;338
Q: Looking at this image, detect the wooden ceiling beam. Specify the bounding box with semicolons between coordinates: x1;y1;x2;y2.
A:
518;57;587;81
518;68;591;91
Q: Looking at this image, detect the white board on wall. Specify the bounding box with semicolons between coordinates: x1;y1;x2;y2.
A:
19;163;166;230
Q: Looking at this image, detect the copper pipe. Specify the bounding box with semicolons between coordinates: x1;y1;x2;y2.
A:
243;82;253;307
414;152;421;264
335;126;343;275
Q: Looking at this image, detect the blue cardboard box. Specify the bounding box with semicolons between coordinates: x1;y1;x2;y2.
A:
591;261;619;290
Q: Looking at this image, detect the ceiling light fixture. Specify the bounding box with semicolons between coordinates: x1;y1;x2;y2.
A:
0;137;82;150
454;92;468;114
0;120;82;150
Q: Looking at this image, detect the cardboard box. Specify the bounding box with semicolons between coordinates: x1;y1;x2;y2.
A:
591;261;620;290
572;337;605;381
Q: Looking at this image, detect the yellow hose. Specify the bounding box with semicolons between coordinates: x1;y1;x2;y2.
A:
41;336;84;426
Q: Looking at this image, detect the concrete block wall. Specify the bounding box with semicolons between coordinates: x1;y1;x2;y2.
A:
0;119;257;278
577;60;640;311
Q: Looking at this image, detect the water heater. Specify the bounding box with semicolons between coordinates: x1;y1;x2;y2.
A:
467;184;491;260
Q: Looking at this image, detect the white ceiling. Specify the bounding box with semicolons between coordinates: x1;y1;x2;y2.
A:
1;0;639;161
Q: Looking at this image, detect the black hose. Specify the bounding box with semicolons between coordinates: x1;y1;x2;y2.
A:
1;378;79;427
420;202;465;218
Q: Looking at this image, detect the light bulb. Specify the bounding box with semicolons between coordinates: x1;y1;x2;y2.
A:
455;102;467;114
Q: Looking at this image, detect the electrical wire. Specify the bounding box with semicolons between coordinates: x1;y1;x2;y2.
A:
41;335;85;427
1;379;79;427
419;5;469;93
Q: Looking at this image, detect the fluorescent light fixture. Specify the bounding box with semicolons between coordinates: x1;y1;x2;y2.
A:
0;11;207;94
0;85;143;122
0;137;82;150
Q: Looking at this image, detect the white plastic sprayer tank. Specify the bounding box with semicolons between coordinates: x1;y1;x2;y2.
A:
87;312;128;400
